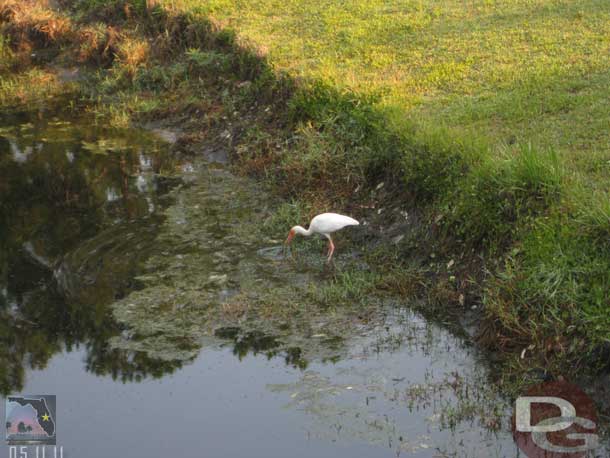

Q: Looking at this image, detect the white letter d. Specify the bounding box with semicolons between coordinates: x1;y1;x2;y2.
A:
516;396;576;433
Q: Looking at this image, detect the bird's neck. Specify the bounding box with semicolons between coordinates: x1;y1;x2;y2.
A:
293;225;313;237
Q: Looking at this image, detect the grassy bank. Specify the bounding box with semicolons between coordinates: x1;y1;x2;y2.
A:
172;0;610;173
1;0;608;380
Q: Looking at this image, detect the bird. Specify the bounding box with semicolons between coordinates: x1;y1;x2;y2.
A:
285;213;359;263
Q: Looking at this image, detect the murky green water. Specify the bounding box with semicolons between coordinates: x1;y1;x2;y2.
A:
0;106;608;457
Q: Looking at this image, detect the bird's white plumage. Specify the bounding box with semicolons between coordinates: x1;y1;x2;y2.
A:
285;212;359;262
308;213;359;235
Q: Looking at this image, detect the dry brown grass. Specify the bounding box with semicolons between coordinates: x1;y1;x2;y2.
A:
220;298;250;320
0;0;73;48
0;68;68;105
0;0;128;67
115;35;149;75
77;22;121;65
375;268;426;297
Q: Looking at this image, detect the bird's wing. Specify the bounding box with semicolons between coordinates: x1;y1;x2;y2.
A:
310;213;359;233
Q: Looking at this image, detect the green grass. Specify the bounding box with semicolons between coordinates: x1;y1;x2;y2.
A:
0;34;13;71
485;212;610;370
2;0;608;374
156;0;609;217
164;0;610;174
159;1;610;246
0;68;72;106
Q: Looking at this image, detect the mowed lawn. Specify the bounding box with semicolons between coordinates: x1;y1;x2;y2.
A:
163;0;610;187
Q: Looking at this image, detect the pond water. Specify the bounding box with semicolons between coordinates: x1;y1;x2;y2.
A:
0;105;607;458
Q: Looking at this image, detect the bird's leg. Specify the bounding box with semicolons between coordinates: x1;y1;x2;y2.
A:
326;237;335;263
284;243;293;259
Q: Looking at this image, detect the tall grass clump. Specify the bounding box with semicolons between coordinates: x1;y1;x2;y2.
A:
483;213;610;369
400;126;470;202
282;82;406;200
444;144;564;250
77;22;121;65
0;0;73;49
71;0;148;20
0;69;67;106
115;35;149;76
578;190;610;247
0;34;12;70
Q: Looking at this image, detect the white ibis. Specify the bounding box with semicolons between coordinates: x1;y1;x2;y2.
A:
285;212;359;262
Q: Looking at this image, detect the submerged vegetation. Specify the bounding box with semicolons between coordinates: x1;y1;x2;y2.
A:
0;0;608;382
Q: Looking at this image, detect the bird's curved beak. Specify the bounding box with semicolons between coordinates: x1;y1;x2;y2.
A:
283;229;295;257
285;230;295;245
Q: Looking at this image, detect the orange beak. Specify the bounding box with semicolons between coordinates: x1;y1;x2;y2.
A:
283;229;295;258
285;229;295;245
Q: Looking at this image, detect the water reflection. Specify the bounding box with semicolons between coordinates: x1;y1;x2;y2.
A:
266;308;510;456
0;107;185;394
